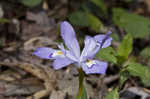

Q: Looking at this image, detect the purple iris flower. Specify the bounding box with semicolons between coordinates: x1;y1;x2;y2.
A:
33;21;112;74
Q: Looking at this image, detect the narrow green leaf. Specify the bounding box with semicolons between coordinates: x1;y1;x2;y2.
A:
113;8;150;38
87;13;104;32
96;47;117;64
127;62;150;86
81;85;87;99
106;88;119;99
117;34;133;63
68;11;89;27
21;0;42;7
75;85;87;99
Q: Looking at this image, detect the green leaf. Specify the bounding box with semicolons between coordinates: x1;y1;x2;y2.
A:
127;62;150;86
68;11;89;27
96;47;117;64
81;85;87;99
140;47;150;62
75;85;87;99
113;8;150;38
68;11;104;32
106;88;119;99
90;0;107;15
21;0;42;7
111;33;120;42
117;34;133;63
87;13;104;32
120;71;130;87
0;18;10;23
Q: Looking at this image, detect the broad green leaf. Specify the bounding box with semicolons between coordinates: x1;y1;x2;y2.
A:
113;8;150;38
96;47;117;64
106;88;119;99
90;0;107;15
21;0;42;7
68;11;89;27
87;13;104;32
68;11;104;32
127;62;150;86
117;34;133;63
140;47;150;62
120;71;130;87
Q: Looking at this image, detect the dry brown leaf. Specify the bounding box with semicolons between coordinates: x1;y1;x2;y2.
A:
0;70;22;82
0;61;57;99
144;0;150;12
3;77;44;96
21;21;57;41
49;91;65;99
24;37;57;51
26;11;53;27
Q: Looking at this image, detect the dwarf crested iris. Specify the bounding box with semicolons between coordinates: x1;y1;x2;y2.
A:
33;21;112;74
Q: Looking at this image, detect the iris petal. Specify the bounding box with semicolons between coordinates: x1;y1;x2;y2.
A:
94;31;112;48
80;36;99;62
61;21;80;59
53;58;74;70
33;47;65;59
58;44;78;62
33;47;55;59
81;60;108;74
33;22;112;74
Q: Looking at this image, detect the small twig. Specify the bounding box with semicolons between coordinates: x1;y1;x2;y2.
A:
103;75;120;84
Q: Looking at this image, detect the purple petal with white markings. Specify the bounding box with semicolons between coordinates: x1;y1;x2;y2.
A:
81;60;108;74
80;36;99;62
61;21;80;58
101;37;112;48
58;44;78;62
53;58;74;70
33;47;55;59
94;31;112;48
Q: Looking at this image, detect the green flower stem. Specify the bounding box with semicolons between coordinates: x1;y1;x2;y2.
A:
77;68;85;99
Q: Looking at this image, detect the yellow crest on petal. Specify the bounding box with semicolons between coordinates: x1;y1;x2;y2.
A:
86;60;96;68
53;51;64;57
